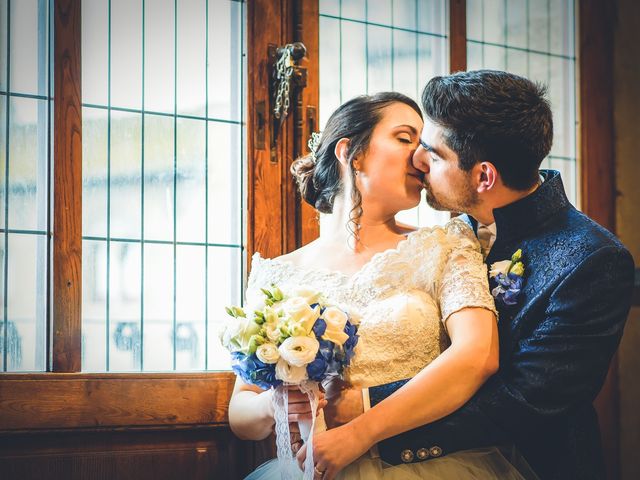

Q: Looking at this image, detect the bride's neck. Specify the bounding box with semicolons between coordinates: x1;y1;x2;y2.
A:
320;194;402;253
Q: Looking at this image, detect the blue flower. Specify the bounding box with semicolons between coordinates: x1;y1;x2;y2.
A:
307;355;328;381
342;322;359;365
312;318;327;337
231;351;281;389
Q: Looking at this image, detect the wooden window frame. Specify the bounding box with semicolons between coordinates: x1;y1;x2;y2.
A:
0;1;622;477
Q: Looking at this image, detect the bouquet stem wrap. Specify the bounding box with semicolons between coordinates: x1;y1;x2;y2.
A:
273;381;327;480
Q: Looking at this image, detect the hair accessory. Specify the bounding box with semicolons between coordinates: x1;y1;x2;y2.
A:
308;131;322;163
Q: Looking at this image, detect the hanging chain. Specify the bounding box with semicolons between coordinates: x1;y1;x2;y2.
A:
273;45;295;120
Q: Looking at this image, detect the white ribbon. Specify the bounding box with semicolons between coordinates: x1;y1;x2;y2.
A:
272;381;325;480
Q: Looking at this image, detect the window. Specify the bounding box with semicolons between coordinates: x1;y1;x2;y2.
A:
81;0;244;371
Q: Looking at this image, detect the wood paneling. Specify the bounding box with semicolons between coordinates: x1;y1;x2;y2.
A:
579;1;619;479
0;373;235;431
52;0;82;372
0;427;264;480
449;0;467;73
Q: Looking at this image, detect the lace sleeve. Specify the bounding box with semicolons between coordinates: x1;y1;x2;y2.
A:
438;219;498;324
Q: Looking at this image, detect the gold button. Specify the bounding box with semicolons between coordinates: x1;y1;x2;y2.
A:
416;448;430;460
400;449;414;463
429;446;443;457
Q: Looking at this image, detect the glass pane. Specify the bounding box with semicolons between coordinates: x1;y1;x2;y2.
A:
109;241;141;371
319;16;340;127
82;107;108;238
143;114;174;242
0;0;7;92
110;111;142;239
8;97;48;231
144;0;174;114
175;245;205;370
141;242;173;371
466;0;483;41
483;0;505;45
207;245;241;370
10;0;48;96
82;0;109;106
417;0;446;35
207;0;242;121
177;0;206;117
341;0;366;21
176;117;206;243
6;233;46;371
208;122;241;245
365;0;390;25
367;25;392;93
341;21;367;101
0;231;4;371
111;0;142;109
82;239;107;372
393;0;416;30
506;0;527;49
528;0;550;53
0;95;5;227
319;0;339;16
393;29;418;98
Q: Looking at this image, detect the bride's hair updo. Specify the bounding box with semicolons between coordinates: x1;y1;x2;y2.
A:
291;92;422;231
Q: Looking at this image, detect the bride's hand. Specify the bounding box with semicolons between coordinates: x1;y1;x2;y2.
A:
296;422;370;480
286;386;327;425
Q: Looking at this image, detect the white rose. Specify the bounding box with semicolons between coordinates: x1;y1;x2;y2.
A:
282;297;320;333
288;288;322;305
256;343;280;364
275;358;308;384
489;260;512;278
278;335;319;367
322;306;350;345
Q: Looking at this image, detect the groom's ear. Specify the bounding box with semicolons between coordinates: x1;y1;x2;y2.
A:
334;138;351;168
476;161;498;193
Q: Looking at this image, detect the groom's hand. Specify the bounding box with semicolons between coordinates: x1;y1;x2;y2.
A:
322;378;364;429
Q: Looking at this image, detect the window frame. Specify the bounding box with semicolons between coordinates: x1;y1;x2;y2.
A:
0;4;618;477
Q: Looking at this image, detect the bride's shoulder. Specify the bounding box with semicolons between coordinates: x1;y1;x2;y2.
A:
401;218;479;258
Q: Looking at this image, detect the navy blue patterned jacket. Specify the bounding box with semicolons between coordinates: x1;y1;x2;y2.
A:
369;170;635;479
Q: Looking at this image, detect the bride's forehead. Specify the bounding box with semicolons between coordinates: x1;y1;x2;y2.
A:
376;103;423;128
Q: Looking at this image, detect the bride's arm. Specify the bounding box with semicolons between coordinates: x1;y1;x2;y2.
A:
298;307;497;478
353;306;498;441
228;378;275;440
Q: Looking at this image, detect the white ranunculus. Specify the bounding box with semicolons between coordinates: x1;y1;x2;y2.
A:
256;343;280;364
278;335;319;367
275;358;308;384
321;306;350;345
282;297;320;333
489;260;512;278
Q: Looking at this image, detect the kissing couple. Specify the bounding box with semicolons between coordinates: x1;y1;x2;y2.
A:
229;70;635;480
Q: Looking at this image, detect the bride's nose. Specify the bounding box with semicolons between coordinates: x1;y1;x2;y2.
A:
412;146;429;174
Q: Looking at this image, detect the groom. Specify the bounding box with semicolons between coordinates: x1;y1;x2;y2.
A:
316;70;635;479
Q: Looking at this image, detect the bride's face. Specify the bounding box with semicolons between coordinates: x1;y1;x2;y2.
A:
354;102;424;216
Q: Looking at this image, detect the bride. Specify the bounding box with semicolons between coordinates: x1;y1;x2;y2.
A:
228;92;537;479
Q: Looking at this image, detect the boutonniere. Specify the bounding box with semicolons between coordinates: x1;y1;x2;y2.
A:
489;249;525;306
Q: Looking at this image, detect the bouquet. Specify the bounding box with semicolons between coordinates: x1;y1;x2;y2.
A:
220;285;359;479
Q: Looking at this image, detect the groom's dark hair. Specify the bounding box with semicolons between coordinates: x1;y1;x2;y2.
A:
421;70;553;191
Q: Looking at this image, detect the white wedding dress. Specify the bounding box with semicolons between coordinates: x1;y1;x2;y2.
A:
244;218;538;480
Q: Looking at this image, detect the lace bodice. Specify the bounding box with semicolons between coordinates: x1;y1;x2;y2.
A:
247;218;497;387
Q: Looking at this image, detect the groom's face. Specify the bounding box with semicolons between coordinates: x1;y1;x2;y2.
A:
414;121;479;213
